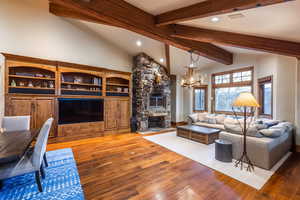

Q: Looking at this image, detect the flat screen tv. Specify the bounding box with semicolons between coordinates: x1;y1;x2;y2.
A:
58;98;103;124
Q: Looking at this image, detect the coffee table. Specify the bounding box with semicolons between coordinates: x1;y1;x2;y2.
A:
177;125;220;145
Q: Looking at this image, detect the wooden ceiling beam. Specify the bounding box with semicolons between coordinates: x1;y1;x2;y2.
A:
156;0;293;26
171;24;300;58
49;3;115;27
49;0;233;65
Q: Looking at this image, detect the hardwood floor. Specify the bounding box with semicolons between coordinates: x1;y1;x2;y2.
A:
47;133;300;200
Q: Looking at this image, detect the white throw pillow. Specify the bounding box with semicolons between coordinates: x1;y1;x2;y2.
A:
259;128;284;138
215;115;225;124
189;113;198;123
197;112;208;122
205;114;217;124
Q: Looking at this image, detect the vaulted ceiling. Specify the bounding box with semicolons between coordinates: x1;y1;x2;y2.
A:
49;0;300;72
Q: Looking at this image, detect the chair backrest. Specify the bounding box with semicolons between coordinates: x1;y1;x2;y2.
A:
32;118;53;170
2;116;30;132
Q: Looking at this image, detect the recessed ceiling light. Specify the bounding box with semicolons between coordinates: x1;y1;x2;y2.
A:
211;17;220;22
136;40;142;47
159;58;164;63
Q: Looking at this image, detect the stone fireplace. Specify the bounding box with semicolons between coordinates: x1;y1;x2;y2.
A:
132;53;171;132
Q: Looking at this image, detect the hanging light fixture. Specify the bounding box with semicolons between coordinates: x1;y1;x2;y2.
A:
181;50;202;88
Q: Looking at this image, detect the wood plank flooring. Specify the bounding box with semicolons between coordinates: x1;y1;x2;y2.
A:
47;133;300;200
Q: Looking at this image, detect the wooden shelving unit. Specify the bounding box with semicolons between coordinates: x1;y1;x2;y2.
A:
3;53;132;138
9;75;55;81
7;65;56;95
9;86;55;90
106;77;130;97
60;71;102;96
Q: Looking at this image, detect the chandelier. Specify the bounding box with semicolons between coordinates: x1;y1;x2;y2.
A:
181;50;202;88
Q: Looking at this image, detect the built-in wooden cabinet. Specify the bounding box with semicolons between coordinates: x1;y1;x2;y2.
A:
105;98;130;132
5;96;56;137
58;66;104;97
6;60;57;95
3;53;132;138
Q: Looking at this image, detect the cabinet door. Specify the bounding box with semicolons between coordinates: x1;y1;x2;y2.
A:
35;98;56;137
104;99;119;130
5;96;35;129
118;99;130;130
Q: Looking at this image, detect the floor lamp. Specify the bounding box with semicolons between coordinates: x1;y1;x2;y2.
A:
232;92;260;172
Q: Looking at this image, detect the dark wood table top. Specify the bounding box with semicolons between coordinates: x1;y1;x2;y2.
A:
0;129;39;164
177;125;220;135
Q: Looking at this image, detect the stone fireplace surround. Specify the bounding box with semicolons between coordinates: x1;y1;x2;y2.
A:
133;53;171;132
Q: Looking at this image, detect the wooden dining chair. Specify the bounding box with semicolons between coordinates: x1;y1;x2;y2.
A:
2;116;30;132
0;118;53;192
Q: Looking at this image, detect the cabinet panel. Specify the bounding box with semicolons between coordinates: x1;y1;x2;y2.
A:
118;99;130;130
35;98;56;137
6;96;35;129
104;99;119;130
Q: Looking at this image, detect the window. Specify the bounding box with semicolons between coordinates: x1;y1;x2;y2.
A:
212;67;253;114
193;86;207;112
215;74;230;84
258;76;273;117
215;86;252;112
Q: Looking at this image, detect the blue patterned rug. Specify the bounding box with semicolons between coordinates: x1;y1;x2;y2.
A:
0;148;85;200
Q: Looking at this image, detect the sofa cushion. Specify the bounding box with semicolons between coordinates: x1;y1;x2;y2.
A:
224;121;262;138
194;122;225;130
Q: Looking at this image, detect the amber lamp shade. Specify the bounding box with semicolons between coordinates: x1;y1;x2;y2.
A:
232;92;260;108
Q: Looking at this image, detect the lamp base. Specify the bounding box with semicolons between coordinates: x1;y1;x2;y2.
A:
235;152;255;172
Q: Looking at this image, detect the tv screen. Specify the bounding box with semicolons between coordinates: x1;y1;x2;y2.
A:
58;98;103;124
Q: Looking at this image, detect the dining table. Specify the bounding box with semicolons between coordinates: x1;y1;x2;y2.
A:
0;129;39;164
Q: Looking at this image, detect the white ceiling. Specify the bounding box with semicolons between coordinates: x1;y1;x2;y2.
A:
66;0;299;74
182;0;300;42
124;0;206;15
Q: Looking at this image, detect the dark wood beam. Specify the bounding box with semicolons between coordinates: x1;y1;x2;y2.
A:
156;0;293;26
49;0;233;65
171;25;300;58
165;44;170;74
49;3;121;27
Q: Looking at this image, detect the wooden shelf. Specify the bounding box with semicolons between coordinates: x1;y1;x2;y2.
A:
9;75;55;81
61;88;101;92
61;82;101;87
106;91;129;94
107;83;129;87
9;86;55;90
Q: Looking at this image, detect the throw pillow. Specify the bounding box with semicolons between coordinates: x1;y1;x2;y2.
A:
224;118;237;125
276;122;294;132
264;121;280;128
197;112;208;122
205;115;217;124
189;113;198;123
259;128;284;138
215;115;226;124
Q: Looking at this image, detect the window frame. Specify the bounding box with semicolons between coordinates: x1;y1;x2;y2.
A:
258;76;273;118
193;85;208;112
211;67;254;115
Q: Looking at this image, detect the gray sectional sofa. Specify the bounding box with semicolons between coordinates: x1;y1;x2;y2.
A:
187;113;294;170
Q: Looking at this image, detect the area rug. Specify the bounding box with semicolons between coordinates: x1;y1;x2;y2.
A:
144;132;291;190
0;148;84;200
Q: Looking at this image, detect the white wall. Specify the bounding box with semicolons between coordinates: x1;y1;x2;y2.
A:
0;0;132;71
0;0;133;119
